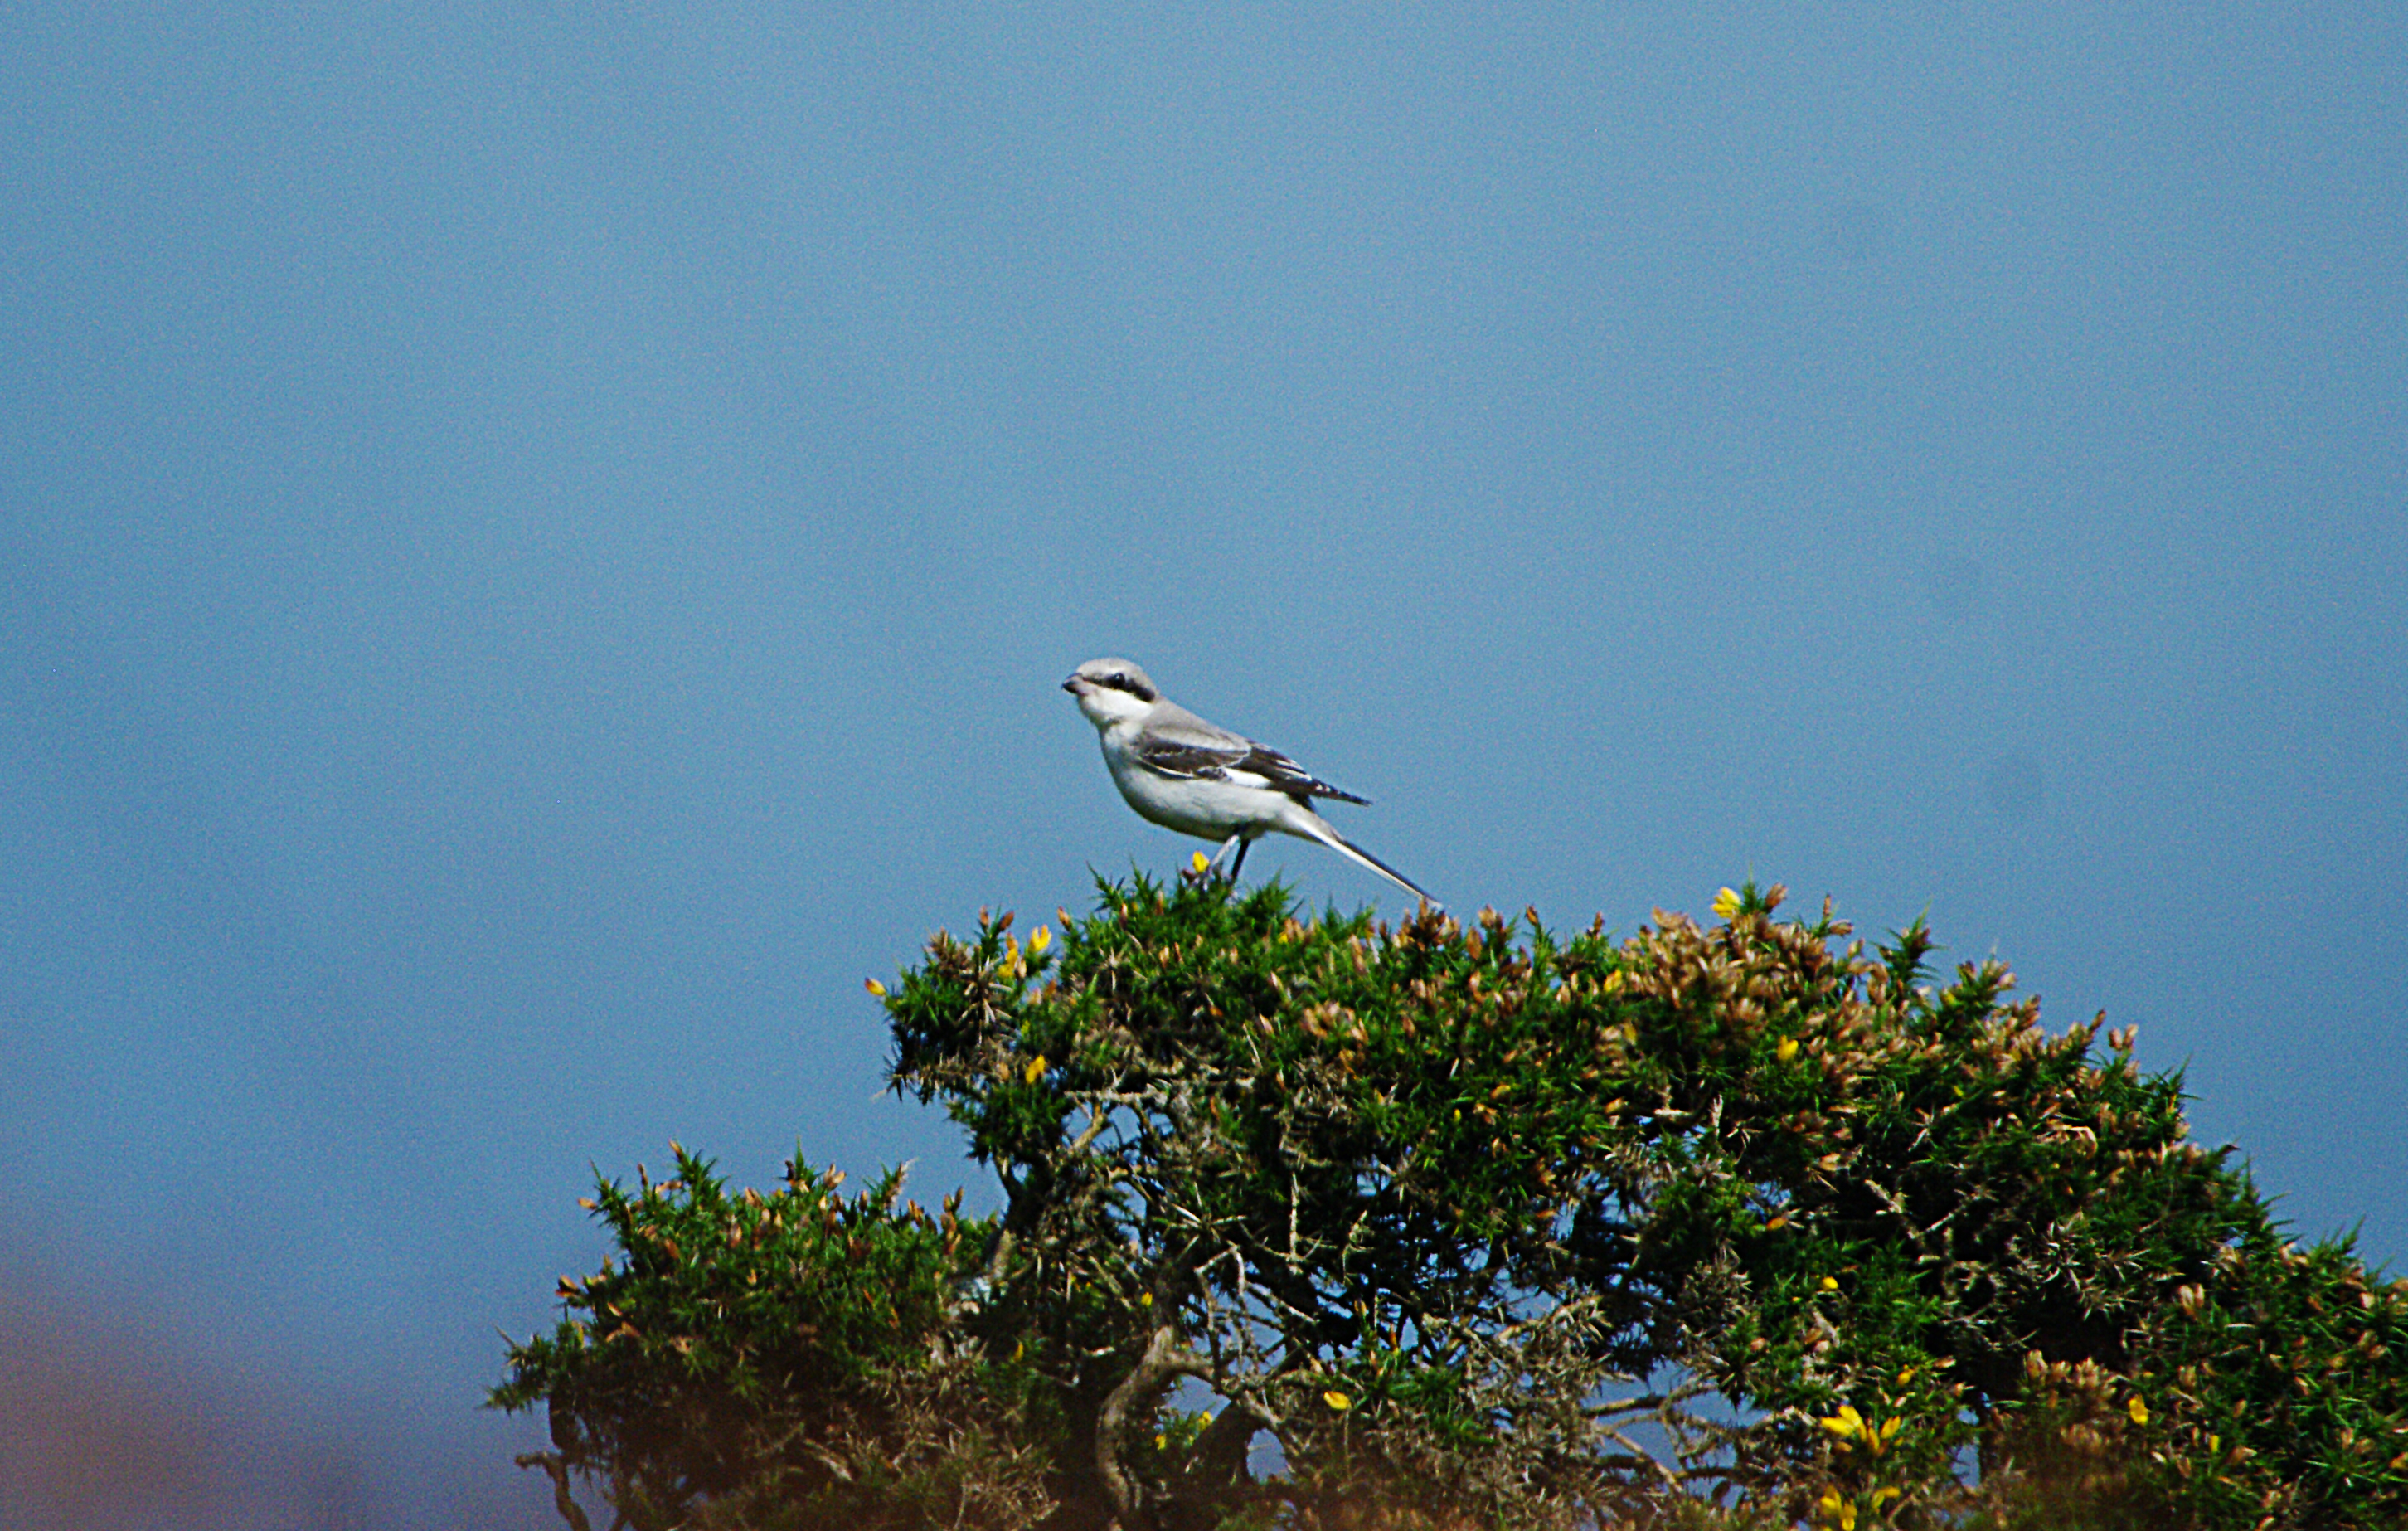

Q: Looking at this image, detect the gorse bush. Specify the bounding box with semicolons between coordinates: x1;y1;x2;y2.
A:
492;1159;1048;1530
496;877;2408;1529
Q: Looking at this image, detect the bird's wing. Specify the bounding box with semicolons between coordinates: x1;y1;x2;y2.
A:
1132;736;1250;780
1135;708;1370;806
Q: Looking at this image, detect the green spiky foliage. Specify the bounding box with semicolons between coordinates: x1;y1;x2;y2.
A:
489;1150;1048;1530
495;877;2408;1530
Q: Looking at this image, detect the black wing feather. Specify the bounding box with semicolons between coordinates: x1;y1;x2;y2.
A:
1135;738;1370;806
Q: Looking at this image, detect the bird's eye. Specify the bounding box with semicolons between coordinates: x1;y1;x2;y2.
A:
1109;673;1128;688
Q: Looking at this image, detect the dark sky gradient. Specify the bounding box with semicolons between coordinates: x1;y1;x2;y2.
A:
3;7;2402;1525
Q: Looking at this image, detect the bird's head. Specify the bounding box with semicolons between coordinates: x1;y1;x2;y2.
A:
1062;657;1159;727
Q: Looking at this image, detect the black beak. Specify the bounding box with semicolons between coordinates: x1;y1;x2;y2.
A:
1061;677;1082;693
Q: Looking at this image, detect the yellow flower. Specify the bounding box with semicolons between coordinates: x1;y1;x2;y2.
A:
1763;1213;1789;1232
1012;1340;1025;1361
1821;1276;1840;1291
1871;1485;1901;1510
1154;1432;1167;1451
1024;1055;1047;1086
1712;886;1743;920
1323;1390;1352;1412
1192;850;1211;872
1776;1037;1799;1062
1818;1403;1865;1441
1896;1365;1916;1385
1880;1415;1903;1442
864;978;887;997
1140;1290;1153;1308
2128;1394;2148;1426
1030;926;1051;955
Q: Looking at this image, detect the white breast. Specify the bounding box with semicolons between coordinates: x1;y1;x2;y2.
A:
1105;745;1282;839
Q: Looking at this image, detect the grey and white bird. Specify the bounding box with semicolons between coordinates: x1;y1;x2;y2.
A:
1061;657;1440;908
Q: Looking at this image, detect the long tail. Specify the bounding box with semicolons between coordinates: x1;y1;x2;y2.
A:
1286;809;1444;911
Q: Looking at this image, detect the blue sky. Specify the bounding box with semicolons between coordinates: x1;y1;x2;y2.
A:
3;7;2402;1526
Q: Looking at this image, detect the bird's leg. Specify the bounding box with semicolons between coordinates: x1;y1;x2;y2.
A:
1226;836;1252;883
1204;832;1245;877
